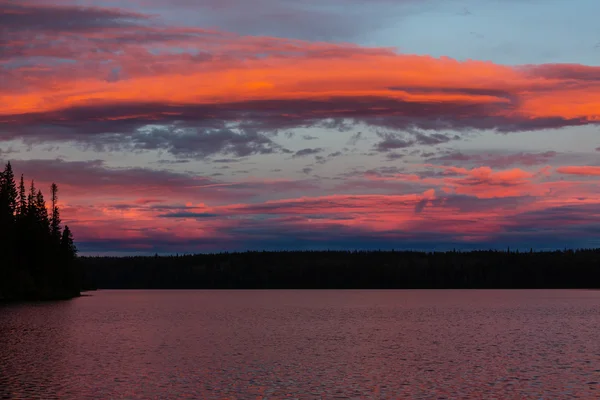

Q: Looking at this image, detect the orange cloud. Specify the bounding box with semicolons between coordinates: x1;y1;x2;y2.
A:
63;183;600;252
556;166;600;176
1;3;599;141
13;158;592;253
4;50;599;122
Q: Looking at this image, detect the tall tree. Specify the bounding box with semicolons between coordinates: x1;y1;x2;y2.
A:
50;183;61;242
36;189;50;233
27;180;36;217
17;174;26;218
61;225;77;259
0;162;17;220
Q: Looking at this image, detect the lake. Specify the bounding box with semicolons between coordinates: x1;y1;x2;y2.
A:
1;290;600;398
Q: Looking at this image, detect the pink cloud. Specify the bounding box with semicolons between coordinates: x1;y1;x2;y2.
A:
11;158;589;253
1;1;600;158
556;166;600;176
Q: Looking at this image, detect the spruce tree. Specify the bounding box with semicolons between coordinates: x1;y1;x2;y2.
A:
17;175;26;218
1;162;79;300
0;162;17;218
36;190;50;233
50;183;61;243
27;180;36;219
61;225;79;296
61;225;77;259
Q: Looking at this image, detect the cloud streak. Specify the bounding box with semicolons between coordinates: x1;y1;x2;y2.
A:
556;166;600;176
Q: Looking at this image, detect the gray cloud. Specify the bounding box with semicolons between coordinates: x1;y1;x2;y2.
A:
7;158;213;188
385;152;405;161
0;146;18;157
1;158;247;200
315;151;343;164
293;148;324;157
413;132;459;146
0;2;146;33
374;131;460;152
212;158;244;163
347;132;364;146
130;126;284;159
302;135;318;140
427;151;558;168
374;132;414;152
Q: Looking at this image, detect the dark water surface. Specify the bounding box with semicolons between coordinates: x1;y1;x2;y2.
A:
2;290;600;399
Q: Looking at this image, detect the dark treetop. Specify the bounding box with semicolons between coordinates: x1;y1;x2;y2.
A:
82;248;600;289
0;162;79;301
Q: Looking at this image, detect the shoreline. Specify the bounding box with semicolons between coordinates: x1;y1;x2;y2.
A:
0;292;81;304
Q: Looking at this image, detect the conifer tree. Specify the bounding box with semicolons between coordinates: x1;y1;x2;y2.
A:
36;190;50;233
0;162;80;300
0;163;17;227
0;162;17;219
50;183;61;242
27;180;36;218
18;174;26;218
61;225;77;259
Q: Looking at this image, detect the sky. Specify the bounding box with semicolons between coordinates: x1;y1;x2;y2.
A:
1;0;599;255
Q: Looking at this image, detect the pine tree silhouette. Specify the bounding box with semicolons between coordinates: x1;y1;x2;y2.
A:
61;226;77;258
36;189;50;233
50;183;61;244
0;162;17;218
0;162;80;301
17;175;26;218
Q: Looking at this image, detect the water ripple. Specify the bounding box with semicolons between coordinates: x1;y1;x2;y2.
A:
1;290;600;399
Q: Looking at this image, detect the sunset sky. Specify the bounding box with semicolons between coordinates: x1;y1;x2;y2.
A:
1;0;599;254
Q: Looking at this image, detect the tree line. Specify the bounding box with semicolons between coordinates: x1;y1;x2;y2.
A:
82;249;600;289
0;162;79;301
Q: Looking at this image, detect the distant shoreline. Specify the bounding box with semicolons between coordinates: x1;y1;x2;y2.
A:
78;288;600;291
81;249;600;290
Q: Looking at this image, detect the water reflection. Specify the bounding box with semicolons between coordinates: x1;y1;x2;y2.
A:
0;301;76;399
1;290;600;398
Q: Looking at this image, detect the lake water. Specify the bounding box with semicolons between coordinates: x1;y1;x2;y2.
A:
1;290;600;399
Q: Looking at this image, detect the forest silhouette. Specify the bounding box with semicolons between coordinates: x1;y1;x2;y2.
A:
83;249;600;289
0;162;79;301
